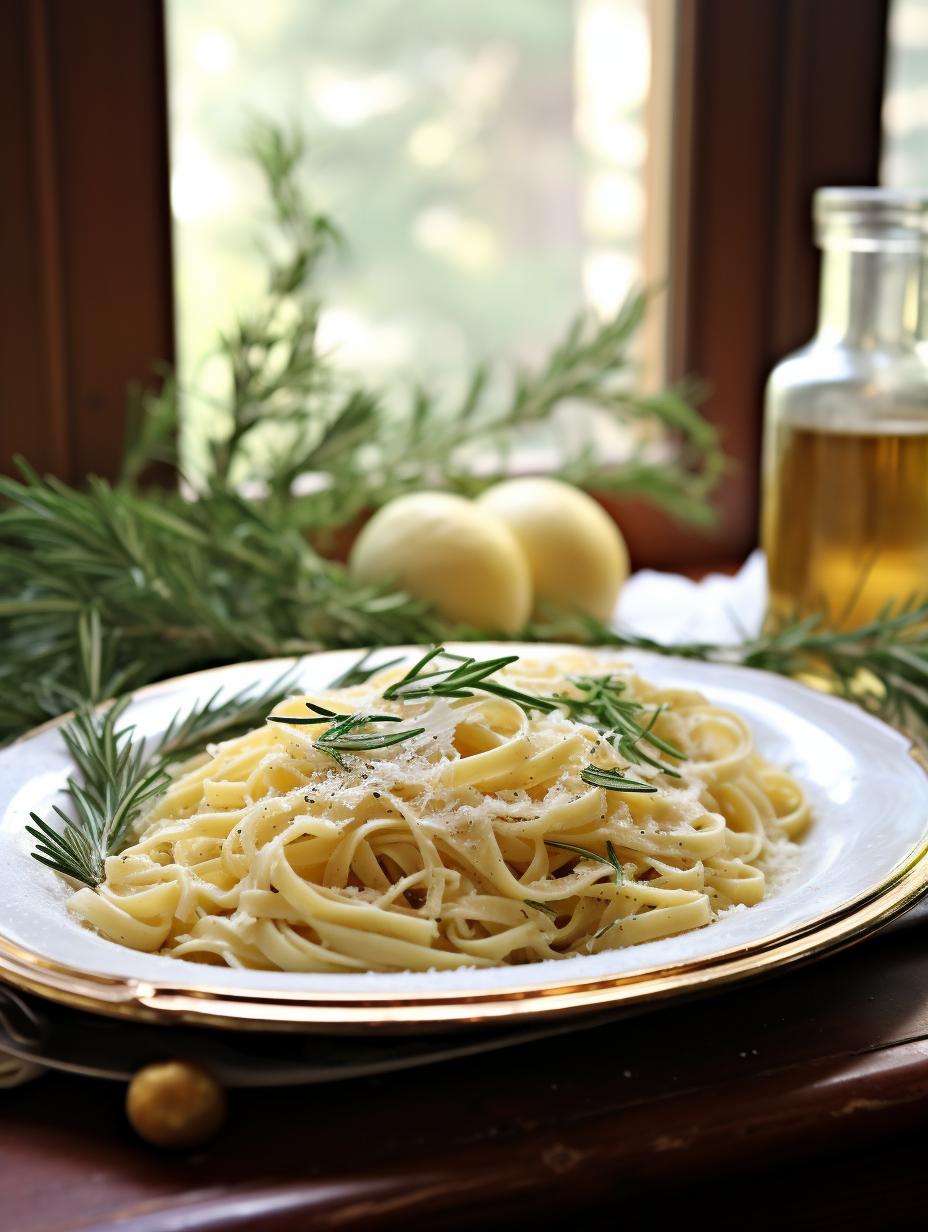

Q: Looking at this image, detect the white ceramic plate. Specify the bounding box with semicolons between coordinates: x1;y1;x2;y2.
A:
0;645;926;1032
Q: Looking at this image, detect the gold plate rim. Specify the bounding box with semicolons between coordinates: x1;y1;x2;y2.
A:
3;653;928;1033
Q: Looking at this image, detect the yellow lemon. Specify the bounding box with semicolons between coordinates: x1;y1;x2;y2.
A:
349;492;532;633
477;477;628;621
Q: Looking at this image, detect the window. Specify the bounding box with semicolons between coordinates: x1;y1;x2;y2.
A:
882;0;928;187
165;0;667;475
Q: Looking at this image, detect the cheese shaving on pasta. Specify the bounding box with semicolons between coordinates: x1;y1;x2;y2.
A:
69;653;810;970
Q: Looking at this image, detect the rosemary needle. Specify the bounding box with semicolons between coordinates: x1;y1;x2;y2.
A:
606;840;625;884
580;766;658;793
545;840;625;887
523;899;558;920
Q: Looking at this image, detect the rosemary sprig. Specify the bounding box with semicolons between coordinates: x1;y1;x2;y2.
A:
534;599;928;751
27;698;170;887
383;647;673;790
120;120;721;530
365;295;725;526
561;674;685;776
27;675;296;887
158;667;299;764
270;702;425;768
383;647;558;714
0;465;442;743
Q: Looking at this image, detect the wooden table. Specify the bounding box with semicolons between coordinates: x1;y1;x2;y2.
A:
2;902;927;1231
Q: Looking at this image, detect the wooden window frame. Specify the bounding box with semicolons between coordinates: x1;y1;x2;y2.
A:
0;0;173;486
658;0;889;567
0;0;888;569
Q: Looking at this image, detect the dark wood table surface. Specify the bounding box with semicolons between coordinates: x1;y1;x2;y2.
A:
2;901;928;1232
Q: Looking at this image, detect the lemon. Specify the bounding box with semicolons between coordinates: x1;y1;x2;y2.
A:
349;492;532;633
477;477;628;621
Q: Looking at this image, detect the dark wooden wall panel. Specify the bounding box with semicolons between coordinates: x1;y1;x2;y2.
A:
0;0;173;483
0;2;66;475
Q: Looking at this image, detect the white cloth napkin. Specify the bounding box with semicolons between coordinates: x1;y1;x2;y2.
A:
615;550;767;645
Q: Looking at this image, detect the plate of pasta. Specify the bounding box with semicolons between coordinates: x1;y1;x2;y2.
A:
0;643;926;1032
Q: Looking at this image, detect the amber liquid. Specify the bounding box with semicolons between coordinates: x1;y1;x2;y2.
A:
763;424;928;628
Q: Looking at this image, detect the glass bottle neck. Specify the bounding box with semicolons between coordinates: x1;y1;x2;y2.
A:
816;242;921;349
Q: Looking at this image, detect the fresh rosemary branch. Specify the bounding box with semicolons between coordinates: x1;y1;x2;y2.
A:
209;124;343;491
561;674;685;777
158;668;300;764
27;698;169;887
270;701;424;768
361;293;724;526
532;601;928;750
27;674;297;887
125;119;722;529
0;464;443;741
383;647;559;714
278;650;671;783
394;651;672;796
382;647;669;791
0;119;723;740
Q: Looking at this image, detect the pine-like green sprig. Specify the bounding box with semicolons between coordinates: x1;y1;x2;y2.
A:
531;600;928;750
381;647;672;791
123;118;723;528
27;673;298;887
0;465;443;741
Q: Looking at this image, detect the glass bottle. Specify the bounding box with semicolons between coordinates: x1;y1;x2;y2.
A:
761;188;928;628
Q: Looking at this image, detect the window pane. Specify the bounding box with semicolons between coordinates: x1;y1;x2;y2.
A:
166;0;660;474
882;0;928;187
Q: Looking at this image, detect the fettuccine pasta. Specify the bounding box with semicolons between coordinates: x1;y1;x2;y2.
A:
69;653;809;970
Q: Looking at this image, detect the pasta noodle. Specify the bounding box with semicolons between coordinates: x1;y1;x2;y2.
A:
69;653;810;971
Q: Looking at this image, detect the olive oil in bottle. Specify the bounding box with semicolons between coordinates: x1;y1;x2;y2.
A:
763;423;928;627
761;189;928;628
